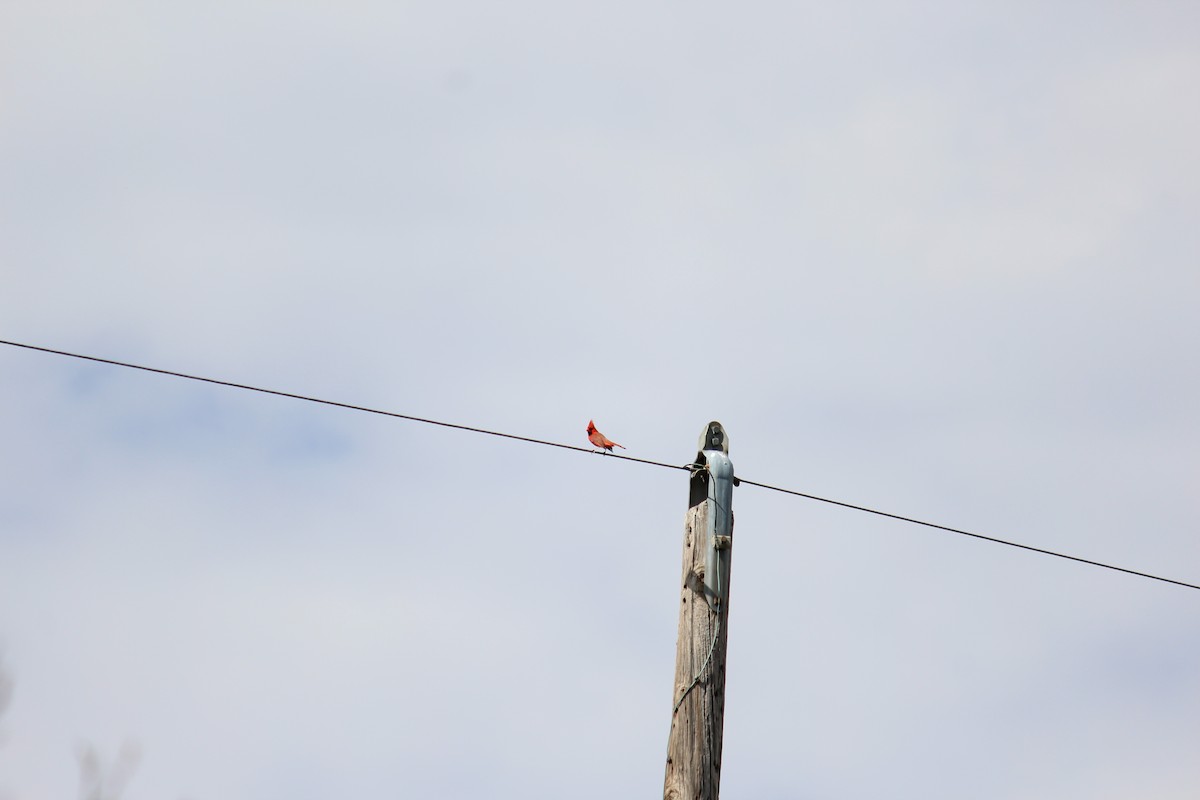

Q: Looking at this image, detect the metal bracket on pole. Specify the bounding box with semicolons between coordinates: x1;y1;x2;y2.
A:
694;421;734;613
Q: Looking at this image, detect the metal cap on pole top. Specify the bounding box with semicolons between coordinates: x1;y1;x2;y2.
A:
693;421;734;612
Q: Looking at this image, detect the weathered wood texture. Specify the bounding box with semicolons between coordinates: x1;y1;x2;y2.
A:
664;472;732;800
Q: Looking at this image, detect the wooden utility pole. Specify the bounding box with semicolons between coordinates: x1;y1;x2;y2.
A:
664;421;735;800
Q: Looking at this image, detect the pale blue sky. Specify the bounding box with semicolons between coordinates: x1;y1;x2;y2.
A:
2;1;1199;798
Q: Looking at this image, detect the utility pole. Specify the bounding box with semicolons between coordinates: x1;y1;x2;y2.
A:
664;421;735;800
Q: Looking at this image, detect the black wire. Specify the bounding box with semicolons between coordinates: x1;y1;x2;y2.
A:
735;477;1200;591
3;337;1196;591
0;339;689;473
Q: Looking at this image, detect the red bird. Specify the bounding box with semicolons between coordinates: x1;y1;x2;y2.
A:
586;420;625;452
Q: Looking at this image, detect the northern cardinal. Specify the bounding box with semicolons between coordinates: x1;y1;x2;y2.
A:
586;420;625;452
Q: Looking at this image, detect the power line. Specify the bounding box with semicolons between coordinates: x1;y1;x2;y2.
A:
0;338;688;473
2;337;1196;592
735;478;1200;592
